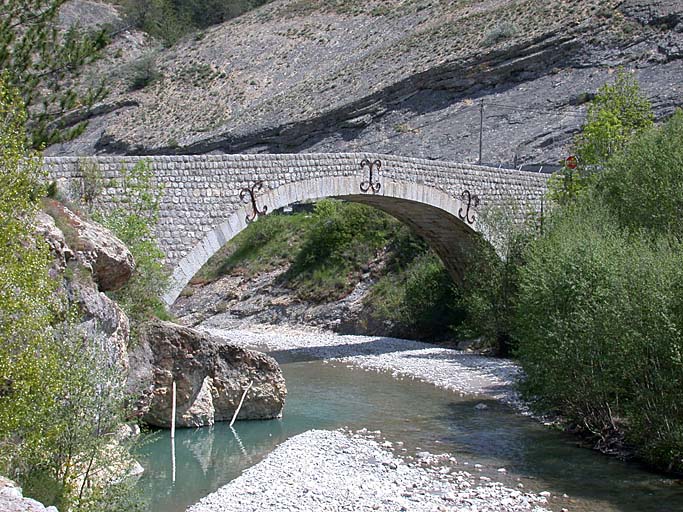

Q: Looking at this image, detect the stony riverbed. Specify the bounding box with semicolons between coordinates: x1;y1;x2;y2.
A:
187;429;553;512
200;324;528;412
180;325;557;511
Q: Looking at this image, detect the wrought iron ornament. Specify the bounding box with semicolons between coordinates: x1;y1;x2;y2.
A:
360;158;381;193
240;181;268;223
458;190;480;224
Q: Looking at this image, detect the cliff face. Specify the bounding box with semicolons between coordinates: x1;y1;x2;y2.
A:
47;0;683;166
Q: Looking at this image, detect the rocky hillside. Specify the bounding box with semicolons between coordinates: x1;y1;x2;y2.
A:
48;0;682;166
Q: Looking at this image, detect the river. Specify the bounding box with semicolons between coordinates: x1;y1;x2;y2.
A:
136;334;683;512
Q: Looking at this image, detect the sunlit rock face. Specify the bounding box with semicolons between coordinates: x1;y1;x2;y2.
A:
129;320;286;428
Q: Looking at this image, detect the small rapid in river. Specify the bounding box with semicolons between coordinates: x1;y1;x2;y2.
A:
136;329;683;512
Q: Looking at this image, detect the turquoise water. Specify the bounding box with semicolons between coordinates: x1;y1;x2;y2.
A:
136;356;683;512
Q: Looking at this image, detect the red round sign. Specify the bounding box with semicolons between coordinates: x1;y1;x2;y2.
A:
565;155;578;169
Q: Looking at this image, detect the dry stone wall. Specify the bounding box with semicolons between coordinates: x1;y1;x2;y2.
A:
43;154;549;303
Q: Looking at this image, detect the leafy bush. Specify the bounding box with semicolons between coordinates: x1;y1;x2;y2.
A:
515;200;683;470
195;199;466;339
456;203;537;355
0;76;58;477
284;200;396;301
596;109;683;239
95;160;171;329
122;0;271;45
0;78;140;510
368;252;464;340
128;53;163;91
483;22;517;46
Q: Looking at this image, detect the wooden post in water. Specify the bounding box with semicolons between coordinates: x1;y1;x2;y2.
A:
171;380;177;439
171;380;177;483
230;380;253;428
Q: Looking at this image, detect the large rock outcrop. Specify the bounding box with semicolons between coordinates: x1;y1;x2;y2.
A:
41;199;135;292
0;477;57;512
36;202;133;372
129;320;286;428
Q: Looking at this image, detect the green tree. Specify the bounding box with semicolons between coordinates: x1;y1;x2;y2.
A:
549;70;653;204
0;0;108;147
576;70;654;169
0;80;140;508
0;77;60;474
596;109;683;239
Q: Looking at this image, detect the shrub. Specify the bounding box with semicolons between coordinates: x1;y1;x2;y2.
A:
0;78;140;510
94;160;171;329
596;109;683;239
483;22;517;46
122;0;272;45
457;203;536;355
368;252;464;340
516;199;683;470
128;53;162;91
284;200;394;301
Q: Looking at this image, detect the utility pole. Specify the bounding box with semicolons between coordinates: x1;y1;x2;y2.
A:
478;99;484;165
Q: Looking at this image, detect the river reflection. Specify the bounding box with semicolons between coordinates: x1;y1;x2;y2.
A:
136;358;683;512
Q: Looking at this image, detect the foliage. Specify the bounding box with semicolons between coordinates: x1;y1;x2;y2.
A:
368;252;464;340
457;203;536;355
575;70;654;169
0;76;59;477
121;0;271;46
0;79;140;509
549;70;653;205
284;200;394;301
128;53;163;91
515;201;683;470
517;110;683;471
19;323;143;512
483;22;517;46
95;160;171;327
0;1;109;147
596;109;683;239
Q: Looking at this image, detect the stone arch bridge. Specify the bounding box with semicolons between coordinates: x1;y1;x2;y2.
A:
43;154;549;305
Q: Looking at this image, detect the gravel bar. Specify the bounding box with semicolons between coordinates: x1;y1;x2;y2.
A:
187;429;550;512
201;325;528;412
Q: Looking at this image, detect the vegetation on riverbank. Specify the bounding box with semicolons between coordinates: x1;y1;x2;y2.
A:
516;75;683;472
0;79;143;510
193;200;464;340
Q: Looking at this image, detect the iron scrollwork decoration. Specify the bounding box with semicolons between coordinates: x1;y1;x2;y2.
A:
458;190;480;225
360;158;382;193
240;181;268;223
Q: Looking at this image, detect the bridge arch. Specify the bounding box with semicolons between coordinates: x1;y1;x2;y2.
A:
42;153;549;306
165;176;480;304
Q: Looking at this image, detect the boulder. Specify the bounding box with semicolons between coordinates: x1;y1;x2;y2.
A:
129;320;286;428
35;202;132;374
0;476;58;512
71;281;130;373
34;211;75;277
43;200;135;292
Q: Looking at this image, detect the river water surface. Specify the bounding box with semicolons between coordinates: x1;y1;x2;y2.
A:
136;351;683;512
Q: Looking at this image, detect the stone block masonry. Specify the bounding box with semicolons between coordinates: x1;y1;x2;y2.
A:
43;153;549;304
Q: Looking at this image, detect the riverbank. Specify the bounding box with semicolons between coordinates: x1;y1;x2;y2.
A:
188;429;552;512
200;324;528;413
